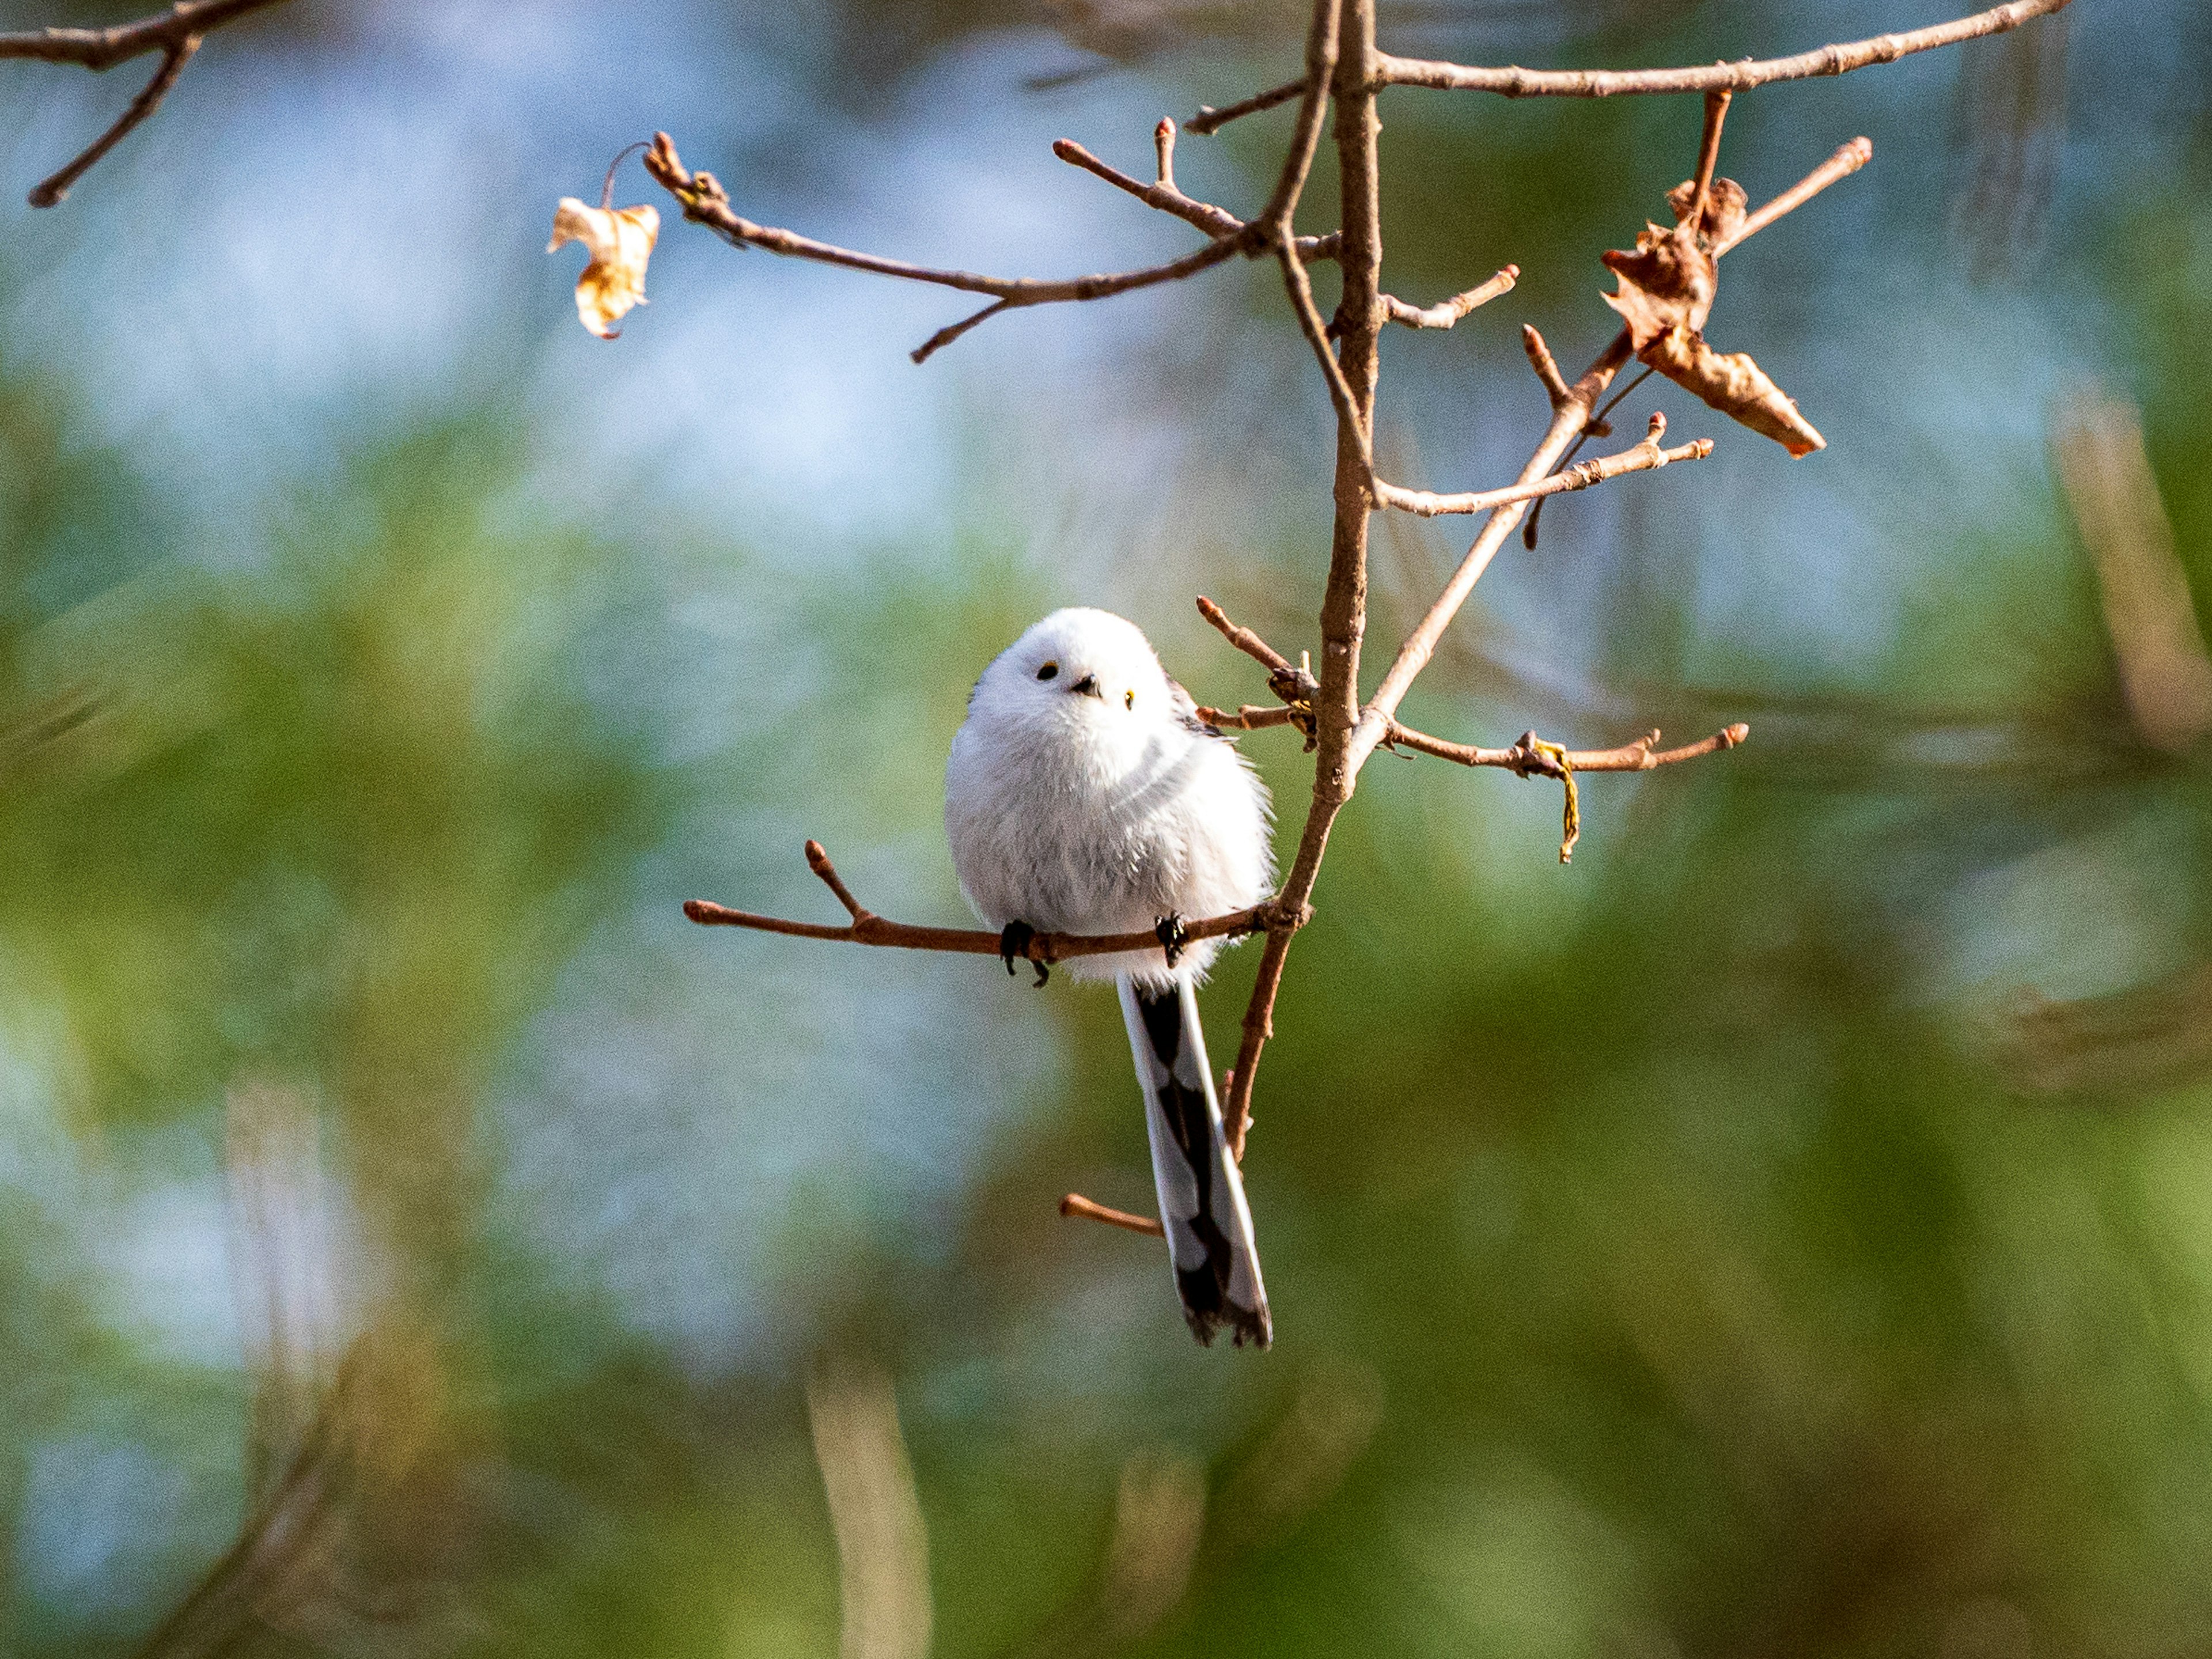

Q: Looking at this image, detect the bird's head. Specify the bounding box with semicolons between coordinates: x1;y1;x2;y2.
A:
973;607;1172;732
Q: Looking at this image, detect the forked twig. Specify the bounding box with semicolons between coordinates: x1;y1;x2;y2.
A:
4;0;291;206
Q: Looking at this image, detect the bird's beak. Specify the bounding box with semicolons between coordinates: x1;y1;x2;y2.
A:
1069;673;1104;699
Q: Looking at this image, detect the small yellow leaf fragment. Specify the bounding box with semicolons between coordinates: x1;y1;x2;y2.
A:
548;197;660;339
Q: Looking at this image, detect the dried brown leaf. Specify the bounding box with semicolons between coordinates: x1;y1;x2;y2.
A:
1665;175;1748;248
1601;176;1821;456
548;198;660;339
1601;222;1714;347
1641;324;1825;456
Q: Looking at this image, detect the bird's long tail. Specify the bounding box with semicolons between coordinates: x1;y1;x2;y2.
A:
1117;974;1271;1349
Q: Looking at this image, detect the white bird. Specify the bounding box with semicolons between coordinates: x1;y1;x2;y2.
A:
945;607;1276;1347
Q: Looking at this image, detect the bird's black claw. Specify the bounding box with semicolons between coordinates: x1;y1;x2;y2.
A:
1154;912;1188;969
1000;921;1047;985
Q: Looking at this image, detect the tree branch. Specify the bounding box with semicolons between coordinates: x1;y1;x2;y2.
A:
1217;0;1378;1161
645;131;1253;365
1350;131;1875;771
1198;590;1749;885
1199;599;1749;779
1373;412;1712;517
659;0;2050;1253
1380;720;1750;773
685;840;1273;967
1520;324;1573;409
5;0;291;207
1050;137;1339;259
28;37;194;206
1187;78;1306;137
1194;703;1308;732
1715;137;1873;255
1059;1193;1165;1237
1374;0;2073;97
1379;266;1518;331
0;0;286;66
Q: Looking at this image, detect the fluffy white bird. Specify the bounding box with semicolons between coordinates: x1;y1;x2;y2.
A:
945;607;1277;1347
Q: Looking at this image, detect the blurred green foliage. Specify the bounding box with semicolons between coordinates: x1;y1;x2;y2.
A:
5;4;2212;1659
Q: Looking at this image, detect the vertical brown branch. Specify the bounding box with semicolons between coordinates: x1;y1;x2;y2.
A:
1347;331;1635;772
1687;88;1732;229
1225;0;1381;1157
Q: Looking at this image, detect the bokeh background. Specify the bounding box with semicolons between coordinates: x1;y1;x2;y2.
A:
3;1;2210;1654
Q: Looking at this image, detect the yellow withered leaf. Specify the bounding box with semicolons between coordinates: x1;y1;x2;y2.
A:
548;198;660;339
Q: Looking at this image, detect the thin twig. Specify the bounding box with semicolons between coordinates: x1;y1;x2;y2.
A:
1381;721;1751;772
1187;78;1307;137
1714;137;1873;254
1521;362;1653;547
5;0;291;207
1198;596;1749;777
1374;414;1711;517
1521;324;1573;408
1252;0;1342;238
1050;137;1338;258
1278;234;1372;467
1374;0;2073;97
913;301;1013;366
1060;1193;1166;1237
1196;594;1318;706
1352;129;1877;767
1379;266;1518;331
0;0;286;66
1219;0;1378;1159
1194;703;1308;730
1687;89;1732;231
685;841;1273;965
646;132;1252;364
28;35;194;206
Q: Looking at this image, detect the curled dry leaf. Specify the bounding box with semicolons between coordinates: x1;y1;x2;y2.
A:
1642;327;1823;456
548;198;660;339
1601;176;1823;457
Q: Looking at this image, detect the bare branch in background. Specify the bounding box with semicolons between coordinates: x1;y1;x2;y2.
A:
1949;6;2071;276
1097;1452;1206;1634
2;0;294;206
807;1358;933;1659
2051;393;2212;755
998;1365;1382;1659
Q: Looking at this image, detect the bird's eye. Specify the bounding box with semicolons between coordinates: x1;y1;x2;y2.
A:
1125;689;1135;711
1036;661;1059;681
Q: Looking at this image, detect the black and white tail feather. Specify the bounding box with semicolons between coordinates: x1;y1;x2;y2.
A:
1118;975;1271;1348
